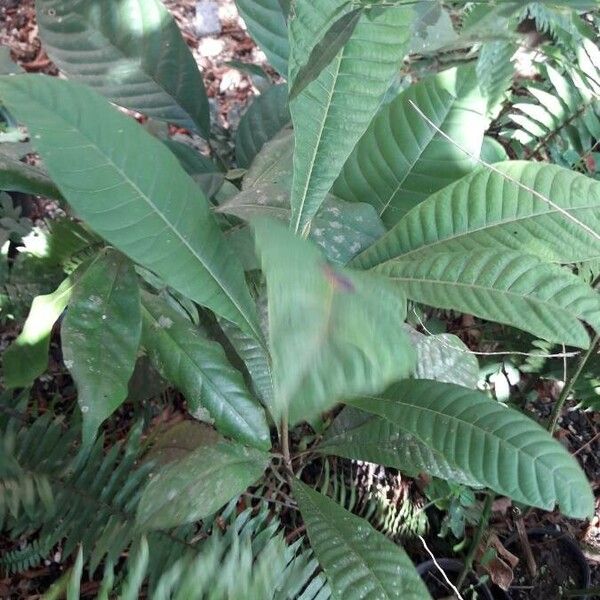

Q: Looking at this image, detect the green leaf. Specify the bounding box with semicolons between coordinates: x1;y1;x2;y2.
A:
0;75;262;341
254;219;414;426
348;380;594;518
66;545;83;600
141;292;271;451
318;407;481;487
377;250;600;348
36;0;210;136
235;0;289;76
292;480;431;600
0;151;62;199
333;66;488;226
235;84;290;168
222;129;386;265
289;2;414;235
136;439;269;530
4;276;74;389
355;162;600;268
289;7;363;101
62;250;141;446
406;326;479;388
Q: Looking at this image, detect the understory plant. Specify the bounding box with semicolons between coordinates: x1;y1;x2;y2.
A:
1;0;600;597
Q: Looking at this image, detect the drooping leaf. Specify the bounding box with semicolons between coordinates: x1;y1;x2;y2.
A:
0;75;262;341
222;129;385;264
348;380;594;518
4;276;74;388
0;151;62;199
254;219;414;426
62;250;141;446
406;326;479;388
354;162;600;268
409;1;458;54
318;407;481;487
289;7;363;101
136;439;269;530
333;66;488;226
377;250;600;348
235;84;290;168
235;0;289;76
293;480;431;600
36;0;210;136
289;2;414;235
141;292;271;451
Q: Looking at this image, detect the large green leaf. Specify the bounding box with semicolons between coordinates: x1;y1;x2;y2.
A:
354;162;600;269
318;407;481;487
4;276;74;388
136;439;269;530
333;66;488;226
235;84;289;168
0;151;62;199
254;219;414;426
293;480;431;600
62;250;141;446
289;2;414;235
235;0;289;76
36;0;210;136
378;250;600;348
222;129;385;265
0;75;262;341
141;292;271;451
348;380;594;518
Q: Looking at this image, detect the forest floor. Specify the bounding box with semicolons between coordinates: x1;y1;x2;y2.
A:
1;0;600;598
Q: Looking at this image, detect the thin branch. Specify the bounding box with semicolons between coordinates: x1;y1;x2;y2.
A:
418;535;464;600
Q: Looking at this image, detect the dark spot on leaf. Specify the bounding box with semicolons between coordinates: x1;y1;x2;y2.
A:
323;264;355;292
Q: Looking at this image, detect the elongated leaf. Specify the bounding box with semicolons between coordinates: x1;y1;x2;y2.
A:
235;84;290;168
0;75;262;341
406;326;479;388
0;151;62;199
289;2;414;235
136;439;269;530
334;66;488;226
254;219;414;426
318;407;481;486
36;0;210;136
293;480;431;600
62;250;141;446
378;250;600;348
235;0;289;76
141;293;271;451
289;7;363;101
348;380;594;518
4;276;74;388
355;162;600;269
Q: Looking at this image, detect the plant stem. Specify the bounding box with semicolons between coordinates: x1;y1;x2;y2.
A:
548;333;600;434
456;493;493;591
280;416;293;475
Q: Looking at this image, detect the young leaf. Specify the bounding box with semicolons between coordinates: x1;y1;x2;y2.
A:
377;250;600;348
136;439;269;530
0;75;262;342
235;84;290;168
293;480;432;600
289;1;414;235
141;293;271;451
354;162;600;269
36;0;210;136
254;219;414;426
4;276;74;389
62;250;141;447
318;407;481;487
333;65;488;226
235;0;289;76
347;380;594;519
0;151;62;200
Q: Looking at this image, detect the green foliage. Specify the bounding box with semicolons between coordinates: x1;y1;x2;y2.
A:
1;1;600;596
